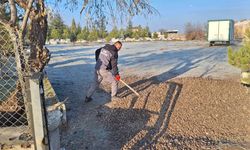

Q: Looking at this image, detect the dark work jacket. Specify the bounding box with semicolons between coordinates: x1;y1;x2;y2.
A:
95;44;119;75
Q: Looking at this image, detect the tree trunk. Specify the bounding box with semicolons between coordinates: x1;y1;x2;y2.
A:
29;0;49;72
8;0;17;26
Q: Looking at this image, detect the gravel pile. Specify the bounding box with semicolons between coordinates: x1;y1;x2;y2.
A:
97;77;250;149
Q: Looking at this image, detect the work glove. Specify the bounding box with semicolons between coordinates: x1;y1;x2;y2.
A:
115;74;121;81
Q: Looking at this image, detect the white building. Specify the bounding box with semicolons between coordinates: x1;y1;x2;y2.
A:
151;30;180;40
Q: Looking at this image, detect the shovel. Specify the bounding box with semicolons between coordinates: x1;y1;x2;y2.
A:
120;79;140;97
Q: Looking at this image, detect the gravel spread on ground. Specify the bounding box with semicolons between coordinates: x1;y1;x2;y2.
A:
95;76;250;150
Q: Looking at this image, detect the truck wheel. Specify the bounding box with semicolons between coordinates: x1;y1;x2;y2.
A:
209;42;213;47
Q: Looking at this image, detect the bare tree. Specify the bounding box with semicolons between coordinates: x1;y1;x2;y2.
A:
185;22;206;40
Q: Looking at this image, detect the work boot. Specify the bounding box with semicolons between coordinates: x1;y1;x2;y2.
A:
85;96;93;103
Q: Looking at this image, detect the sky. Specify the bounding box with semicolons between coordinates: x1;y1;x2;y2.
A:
50;0;250;33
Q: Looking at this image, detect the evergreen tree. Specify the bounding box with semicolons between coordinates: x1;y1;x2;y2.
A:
70;18;77;35
228;28;250;84
49;13;64;39
153;32;158;39
76;23;82;35
106;27;120;42
77;27;90;40
138;25;149;38
228;28;250;71
50;29;61;39
47;27;52;40
70;19;77;42
119;28;125;39
164;32;168;39
62;26;71;39
70;33;77;42
96;15;108;39
145;26;151;37
132;30;140;39
125;20;133;38
88;28;99;41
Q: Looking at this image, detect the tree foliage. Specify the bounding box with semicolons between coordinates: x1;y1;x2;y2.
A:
49;13;64;39
77;27;90;40
62;27;71;39
228;28;250;71
45;0;157;42
124;20;133;38
153;32;158;39
79;0;158;26
0;0;157;95
76;23;82;35
70;19;77;35
95;14;107;39
164;32;168;39
123;22;151;39
47;16;151;42
88;28;98;41
69;18;77;42
105;27;120;42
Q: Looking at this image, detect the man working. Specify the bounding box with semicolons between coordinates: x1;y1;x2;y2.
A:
85;41;122;102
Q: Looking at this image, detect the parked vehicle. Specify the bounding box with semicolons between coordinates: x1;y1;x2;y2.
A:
208;20;234;46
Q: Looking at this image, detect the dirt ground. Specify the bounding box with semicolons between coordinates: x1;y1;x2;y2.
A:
45;42;249;149
60;76;250;150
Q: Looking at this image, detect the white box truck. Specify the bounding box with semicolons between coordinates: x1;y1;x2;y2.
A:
208;20;234;46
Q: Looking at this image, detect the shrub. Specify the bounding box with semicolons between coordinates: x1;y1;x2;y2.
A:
228;28;250;71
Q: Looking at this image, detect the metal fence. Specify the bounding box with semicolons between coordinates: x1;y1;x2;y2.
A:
0;24;33;148
0;22;57;150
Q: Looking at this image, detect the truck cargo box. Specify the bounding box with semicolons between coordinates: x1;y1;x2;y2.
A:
208;20;234;46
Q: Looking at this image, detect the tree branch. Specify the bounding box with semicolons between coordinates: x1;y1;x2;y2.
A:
15;0;28;9
8;0;17;26
80;0;89;15
21;0;34;38
0;0;8;5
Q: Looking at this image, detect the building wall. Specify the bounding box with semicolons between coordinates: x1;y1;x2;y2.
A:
151;32;185;41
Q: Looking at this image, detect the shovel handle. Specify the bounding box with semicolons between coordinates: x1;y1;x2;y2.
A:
120;79;140;96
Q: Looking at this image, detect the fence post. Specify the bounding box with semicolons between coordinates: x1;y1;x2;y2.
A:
29;72;50;150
